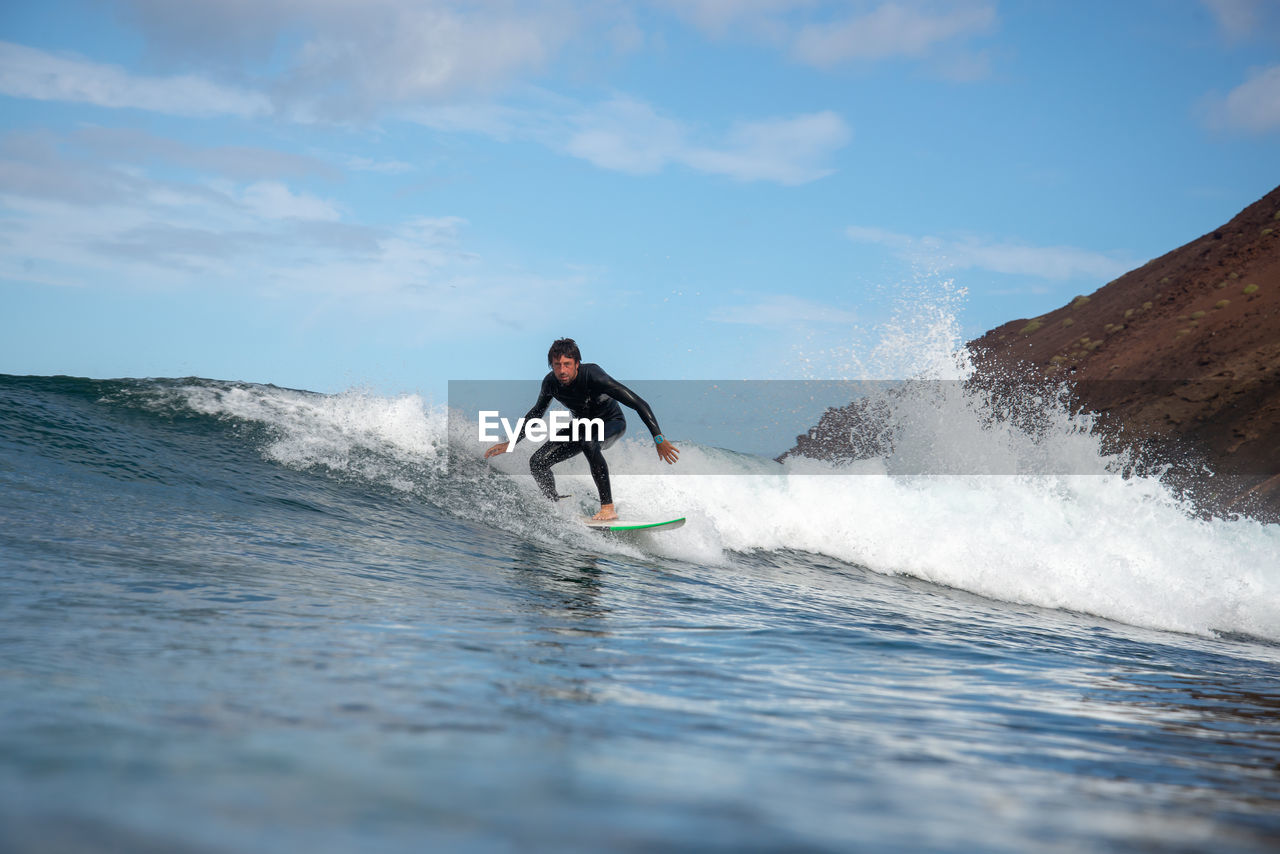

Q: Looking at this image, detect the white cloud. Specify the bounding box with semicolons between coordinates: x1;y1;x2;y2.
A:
289;10;558;120
0;128;361;222
72;126;335;182
846;225;1135;281
5;2;996;127
791;2;996;66
116;0;576;121
0;128;573;332
661;0;995;70
683;111;852;184
845;225;915;251
565;97;691;175
342;156;415;175
242;182;342;221
662;0;816;37
1213;64;1280;133
413;94;851;185
0;131;141;206
1199;0;1264;38
567;99;852;183
0;41;270;118
2;3;573;121
408;102;533;139
711;294;862;327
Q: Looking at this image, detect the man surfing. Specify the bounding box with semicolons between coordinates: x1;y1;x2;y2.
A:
484;338;679;521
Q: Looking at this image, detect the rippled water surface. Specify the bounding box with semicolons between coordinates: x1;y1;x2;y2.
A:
2;375;1278;853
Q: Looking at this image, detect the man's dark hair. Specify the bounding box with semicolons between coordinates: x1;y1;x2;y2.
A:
548;338;581;365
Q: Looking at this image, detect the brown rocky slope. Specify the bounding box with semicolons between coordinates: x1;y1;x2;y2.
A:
786;184;1280;520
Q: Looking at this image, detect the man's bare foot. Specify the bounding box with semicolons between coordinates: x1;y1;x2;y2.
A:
592;504;618;521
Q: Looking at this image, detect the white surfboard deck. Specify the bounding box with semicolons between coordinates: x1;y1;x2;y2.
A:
582;516;686;533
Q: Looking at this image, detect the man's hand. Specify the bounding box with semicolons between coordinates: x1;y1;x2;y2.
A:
484;442;509;459
656;439;679;464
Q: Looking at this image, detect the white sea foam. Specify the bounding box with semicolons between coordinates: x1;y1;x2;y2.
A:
161;382;454;495
158;289;1280;641
615;464;1280;640
632;292;1279;641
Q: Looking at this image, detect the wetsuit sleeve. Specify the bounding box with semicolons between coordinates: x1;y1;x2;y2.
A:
593;366;663;438
512;375;554;446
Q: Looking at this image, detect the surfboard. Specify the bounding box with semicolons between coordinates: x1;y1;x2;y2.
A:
583;516;686;532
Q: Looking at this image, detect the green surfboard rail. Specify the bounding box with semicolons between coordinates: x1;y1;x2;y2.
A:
583;517;686;532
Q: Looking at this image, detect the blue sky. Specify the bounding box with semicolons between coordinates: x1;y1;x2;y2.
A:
2;0;1278;396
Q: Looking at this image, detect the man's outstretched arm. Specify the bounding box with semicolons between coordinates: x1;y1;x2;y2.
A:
593;367;679;464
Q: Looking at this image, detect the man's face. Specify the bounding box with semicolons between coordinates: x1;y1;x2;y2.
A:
552;355;579;385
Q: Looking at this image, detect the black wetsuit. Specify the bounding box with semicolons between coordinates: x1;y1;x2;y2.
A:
512;363;663;505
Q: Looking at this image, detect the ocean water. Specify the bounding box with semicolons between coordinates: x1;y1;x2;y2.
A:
1;370;1278;853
